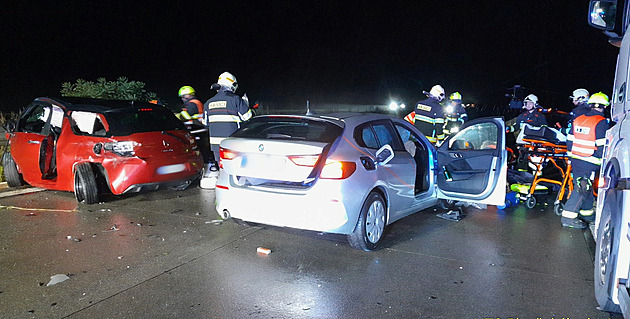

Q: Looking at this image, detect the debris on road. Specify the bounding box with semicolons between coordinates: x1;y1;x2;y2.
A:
170;209;184;214
103;224;119;232
46;274;70;287
66;235;81;242
205;219;223;225
99;208;112;212
257;247;272;255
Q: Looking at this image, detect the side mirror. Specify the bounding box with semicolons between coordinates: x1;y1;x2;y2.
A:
375;144;394;165
588;0;617;31
5;121;16;133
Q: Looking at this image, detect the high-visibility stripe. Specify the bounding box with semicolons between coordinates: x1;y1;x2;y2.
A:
574;140;596;147
209;137;227;145
415;114;435;123
567;134;575;141
240;109;253;121
580;209;594;216
569;153;602;165
179;110;192;120
426;136;437;143
207;114;241;123
435;118;445;124
595;138;606;146
562;210;579;219
571;145;594;155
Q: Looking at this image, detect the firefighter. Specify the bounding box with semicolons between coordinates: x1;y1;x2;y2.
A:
177;86;204;123
561;92;610;229
201;72;253;189
414;85;446;145
176;86;212;167
506;94;548;134
443;92;468;136
564;88;591;134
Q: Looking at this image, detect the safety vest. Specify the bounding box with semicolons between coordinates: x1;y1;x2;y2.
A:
568;114;606;165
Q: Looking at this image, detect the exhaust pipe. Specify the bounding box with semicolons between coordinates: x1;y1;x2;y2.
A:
222;209;231;219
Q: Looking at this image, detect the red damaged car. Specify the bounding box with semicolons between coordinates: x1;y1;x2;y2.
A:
2;97;203;204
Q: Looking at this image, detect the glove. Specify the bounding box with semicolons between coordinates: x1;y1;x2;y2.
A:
576;177;592;195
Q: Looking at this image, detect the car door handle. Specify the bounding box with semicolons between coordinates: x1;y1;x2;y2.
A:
28;140;41;144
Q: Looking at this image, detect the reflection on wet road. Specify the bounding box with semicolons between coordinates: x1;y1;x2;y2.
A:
0;188;620;318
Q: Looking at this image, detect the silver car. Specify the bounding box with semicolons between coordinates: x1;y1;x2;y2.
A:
215;113;507;250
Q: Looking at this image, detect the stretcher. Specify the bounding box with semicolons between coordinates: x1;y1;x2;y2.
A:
514;124;573;214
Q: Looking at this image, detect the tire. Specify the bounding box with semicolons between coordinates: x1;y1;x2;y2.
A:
594;187;623;313
2;152;25;187
348;192;386;251
74;163;99;204
553;202;563;216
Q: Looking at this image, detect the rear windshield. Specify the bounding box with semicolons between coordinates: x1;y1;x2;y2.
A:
232;117;343;143
104;107;185;136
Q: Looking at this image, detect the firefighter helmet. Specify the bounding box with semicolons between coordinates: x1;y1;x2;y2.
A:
587;92;610;107
570;88;589;102
524;94;538;104
218;72;238;92
178;86;196;97
429;85;445;101
449;92;462;102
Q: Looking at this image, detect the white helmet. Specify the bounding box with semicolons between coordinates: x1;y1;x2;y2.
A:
217;72;238;92
429;85;445;101
570;88;589;102
524;94;538;105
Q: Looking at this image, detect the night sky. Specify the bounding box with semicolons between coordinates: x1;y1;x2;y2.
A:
0;1;620;115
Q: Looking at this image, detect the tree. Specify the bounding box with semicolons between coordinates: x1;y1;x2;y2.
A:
60;77;158;101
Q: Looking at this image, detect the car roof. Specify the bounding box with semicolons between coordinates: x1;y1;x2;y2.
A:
35;97;156;113
255;112;400;128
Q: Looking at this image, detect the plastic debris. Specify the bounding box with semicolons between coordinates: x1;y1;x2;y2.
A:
103;224;119;232
257;247;272;255
206;220;223;225
117;256;124;260
66;236;81;242
46;274;70;287
436;208;465;221
99;208;112;212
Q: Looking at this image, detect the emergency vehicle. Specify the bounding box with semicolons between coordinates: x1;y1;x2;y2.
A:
588;0;630;315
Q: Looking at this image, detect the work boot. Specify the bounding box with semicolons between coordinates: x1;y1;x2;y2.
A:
561;217;587;229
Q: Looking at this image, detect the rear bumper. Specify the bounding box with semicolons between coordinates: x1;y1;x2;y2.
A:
122;172;201;194
215;175;364;234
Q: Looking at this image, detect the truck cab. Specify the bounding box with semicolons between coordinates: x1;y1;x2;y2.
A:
588;0;630;315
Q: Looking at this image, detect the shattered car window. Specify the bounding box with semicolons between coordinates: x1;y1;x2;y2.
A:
448;122;497;150
104;107;185;136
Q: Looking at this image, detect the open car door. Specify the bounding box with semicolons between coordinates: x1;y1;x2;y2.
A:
436;117;507;206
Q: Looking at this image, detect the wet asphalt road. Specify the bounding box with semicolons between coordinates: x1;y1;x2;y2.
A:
0;186;622;319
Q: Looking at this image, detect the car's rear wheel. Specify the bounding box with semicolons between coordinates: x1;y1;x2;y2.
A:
348;192;386;251
74;163;99;204
2;152;25;187
594;186;623;313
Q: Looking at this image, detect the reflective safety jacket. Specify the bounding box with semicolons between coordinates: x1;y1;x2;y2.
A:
567;110;608;166
414;97;445;144
506;109;547;133
204;89;253;151
178;98;204;122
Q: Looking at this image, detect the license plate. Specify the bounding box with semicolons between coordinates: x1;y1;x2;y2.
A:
241;155;285;171
156;163;186;175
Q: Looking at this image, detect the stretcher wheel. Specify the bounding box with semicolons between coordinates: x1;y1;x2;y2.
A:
554;202;564;216
525;196;536;209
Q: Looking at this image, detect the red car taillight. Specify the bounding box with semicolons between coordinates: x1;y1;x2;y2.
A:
219;147;239;168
